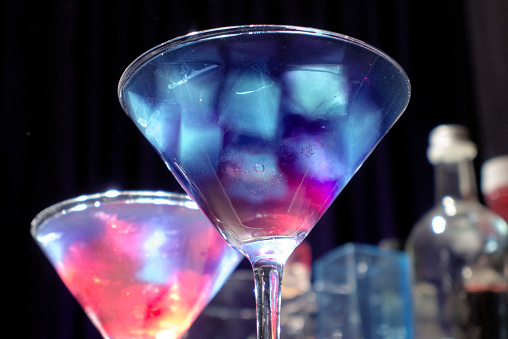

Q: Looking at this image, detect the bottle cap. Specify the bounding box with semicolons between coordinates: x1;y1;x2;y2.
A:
481;155;508;195
427;124;477;164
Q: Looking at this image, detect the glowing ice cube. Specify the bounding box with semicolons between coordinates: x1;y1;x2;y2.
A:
156;62;221;91
219;64;281;140
125;91;180;154
341;96;382;170
125;91;155;129
283;65;348;119
220;148;288;202
178;124;223;174
158;62;222;126
144;104;181;155
137;247;174;284
281;134;347;183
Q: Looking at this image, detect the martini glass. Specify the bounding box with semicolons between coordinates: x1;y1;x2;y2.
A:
118;25;411;339
31;190;242;339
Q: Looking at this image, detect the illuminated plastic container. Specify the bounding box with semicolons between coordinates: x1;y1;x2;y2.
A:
314;243;413;339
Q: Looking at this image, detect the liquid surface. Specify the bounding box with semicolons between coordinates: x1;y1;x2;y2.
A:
35;200;241;339
121;30;409;255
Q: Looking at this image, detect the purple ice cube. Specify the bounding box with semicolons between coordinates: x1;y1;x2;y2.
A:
281;133;348;183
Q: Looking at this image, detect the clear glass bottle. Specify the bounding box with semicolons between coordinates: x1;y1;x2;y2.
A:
405;124;508;339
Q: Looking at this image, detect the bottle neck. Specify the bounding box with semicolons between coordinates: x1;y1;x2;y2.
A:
433;158;479;204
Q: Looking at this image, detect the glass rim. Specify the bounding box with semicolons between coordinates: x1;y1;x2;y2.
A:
117;24;410;106
31;190;194;237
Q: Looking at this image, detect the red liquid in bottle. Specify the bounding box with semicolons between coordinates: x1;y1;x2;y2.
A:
484;186;508;222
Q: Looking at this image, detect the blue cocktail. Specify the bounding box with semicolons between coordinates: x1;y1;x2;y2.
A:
118;25;411;339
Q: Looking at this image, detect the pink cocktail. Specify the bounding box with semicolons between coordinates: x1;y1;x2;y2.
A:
31;190;242;339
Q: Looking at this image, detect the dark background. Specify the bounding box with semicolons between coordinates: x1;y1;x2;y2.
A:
3;0;508;337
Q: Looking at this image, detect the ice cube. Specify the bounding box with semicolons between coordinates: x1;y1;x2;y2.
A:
156;62;221;91
158;62;222;126
143;102;181;155
219;64;281;140
125;91;180;154
283;64;348;119
281;134;347;183
219;147;288;202
341;96;382;171
178;124;223;175
125;91;155;129
137;256;173;284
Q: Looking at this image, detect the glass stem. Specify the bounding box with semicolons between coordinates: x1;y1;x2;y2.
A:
252;259;284;339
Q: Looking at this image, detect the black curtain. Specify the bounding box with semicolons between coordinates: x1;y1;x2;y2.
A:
3;0;507;338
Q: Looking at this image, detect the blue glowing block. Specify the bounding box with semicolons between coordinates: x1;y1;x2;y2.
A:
178;124;223;174
314;243;413;339
126;91;180;154
219;64;281;140
340;93;383;171
283;64;348;119
164;62;223;126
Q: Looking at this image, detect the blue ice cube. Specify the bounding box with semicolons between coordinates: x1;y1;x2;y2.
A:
137;228;173;284
159;62;222;126
283;65;348;119
125;91;155;129
178;124;223;174
220;148;288;202
144;103;181;155
125;91;180;154
219;64;281;140
157;62;221;91
137;258;173;284
341;96;382;171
